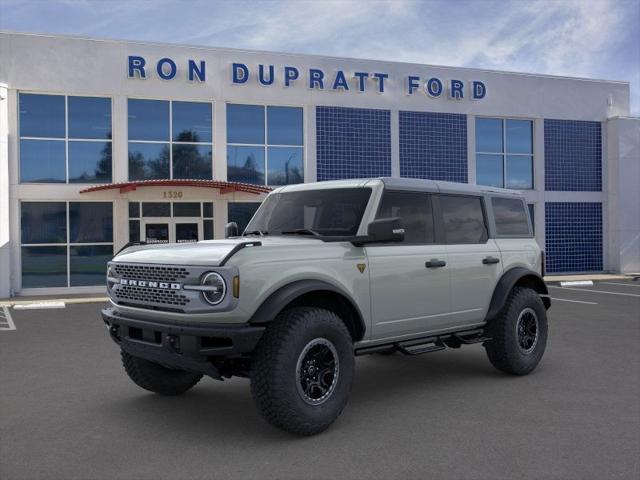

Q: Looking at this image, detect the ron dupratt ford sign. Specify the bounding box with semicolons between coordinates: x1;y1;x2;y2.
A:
127;56;487;100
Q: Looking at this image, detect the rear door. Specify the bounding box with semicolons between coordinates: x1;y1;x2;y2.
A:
366;190;451;340
439;194;502;327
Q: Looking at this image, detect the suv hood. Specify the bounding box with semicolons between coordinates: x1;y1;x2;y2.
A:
112;237;324;266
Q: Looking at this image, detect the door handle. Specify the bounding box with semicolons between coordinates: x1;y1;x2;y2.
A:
425;259;446;268
482;256;500;265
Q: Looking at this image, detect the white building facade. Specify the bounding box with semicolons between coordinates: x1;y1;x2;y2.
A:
0;32;638;297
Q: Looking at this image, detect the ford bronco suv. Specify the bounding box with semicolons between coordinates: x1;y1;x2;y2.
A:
102;178;550;435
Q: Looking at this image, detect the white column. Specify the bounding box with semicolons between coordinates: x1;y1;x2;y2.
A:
305;105;317;182
466;115;476;184
112;95;128;183
214;101;227;181
390;109;400;177
0;83;10;297
533;118;546;249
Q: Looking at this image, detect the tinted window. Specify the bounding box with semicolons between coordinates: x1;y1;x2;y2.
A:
227;145;265;184
142;202;171;217
128;142;170;180
129;202;140;218
506;119;532;154
203;219;214;240
506;155;533;189
128;99;169;141
376;191;434;244
21;246;67;288
440;195;487;244
172;101;212;143
21;202;67;244
20;139;66;183
227;104;264;144
70;245;113;286
229;202;262;234
129;220;140;242
267;147;303;185
476;154;503;188
173;203;201;217
267;106;303;145
19;93;65;138
203;202;213;218
69;202;113;243
68;96;112;139
68;141;112;183
172;144;212;179
476;118;502;153
492;197;531;236
528;204;535;233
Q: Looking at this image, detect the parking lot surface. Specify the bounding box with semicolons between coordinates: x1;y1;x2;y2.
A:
1;280;639;480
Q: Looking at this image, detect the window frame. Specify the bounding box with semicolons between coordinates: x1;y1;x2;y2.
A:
18;92;114;185
127;98;214;181
373;189;438;246
438;193;490;245
475;116;534;190
226;102;305;186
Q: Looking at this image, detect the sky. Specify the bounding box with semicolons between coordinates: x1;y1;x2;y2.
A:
1;0;639;114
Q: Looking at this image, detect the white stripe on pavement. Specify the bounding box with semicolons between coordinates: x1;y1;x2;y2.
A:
551;297;598;305
600;282;640;288
0;306;16;331
548;286;640;298
13;301;66;310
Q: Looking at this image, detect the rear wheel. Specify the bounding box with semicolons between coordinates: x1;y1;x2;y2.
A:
484;287;548;375
121;351;202;395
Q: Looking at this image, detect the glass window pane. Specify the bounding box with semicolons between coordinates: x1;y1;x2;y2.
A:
128;142;170;180
440;195;488;244
173;203;201;217
227;145;265;184
506;155;533;189
142;202;171;217
506;119;533;154
176;223;199;243
172;144;212;180
476;153;504;187
128;99;169;141
172;101;212;143
267;147;303;185
21;246;68;288
129;202;140;218
203;219;214;240
203;202;213;218
69;202;113;243
528;204;535;233
68;96;112;139
228;202;261;234
19;93;65;138
129;220;140;242
21;202;67;244
492;197;531;236
475;118;503;153
227;104;264;144
70;245;113;286
20;139;66;183
376;192;434;244
68;141;112;183
145;223;169;243
267;106;303;145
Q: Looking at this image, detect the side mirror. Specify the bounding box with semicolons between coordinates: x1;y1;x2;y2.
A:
366;217;405;243
225;222;239;238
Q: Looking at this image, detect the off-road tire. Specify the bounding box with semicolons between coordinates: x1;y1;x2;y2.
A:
250;307;355;435
484;287;548;375
121;350;202;395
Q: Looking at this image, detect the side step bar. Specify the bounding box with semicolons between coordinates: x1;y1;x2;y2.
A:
355;328;491;357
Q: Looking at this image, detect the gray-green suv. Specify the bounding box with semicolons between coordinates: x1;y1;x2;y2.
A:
102;178;550;435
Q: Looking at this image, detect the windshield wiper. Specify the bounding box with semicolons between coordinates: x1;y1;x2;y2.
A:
243;230;268;236
280;228;322;238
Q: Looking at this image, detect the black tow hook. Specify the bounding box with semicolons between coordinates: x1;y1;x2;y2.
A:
167;335;181;353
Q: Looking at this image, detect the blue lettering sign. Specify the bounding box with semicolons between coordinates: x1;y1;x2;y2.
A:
188;60;205;82
373;73;388;93
332;70;349;91
449;79;464;99
425;77;443;97
473;81;486;99
353;72;368;92
232;63;249;84
309;69;325;89
258;64;275;86
156;58;177;80
407;75;420;95
128;56;146;79
284;66;299;87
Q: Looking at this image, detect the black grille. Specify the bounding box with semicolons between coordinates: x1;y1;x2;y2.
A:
113;264;189;282
114;285;190;307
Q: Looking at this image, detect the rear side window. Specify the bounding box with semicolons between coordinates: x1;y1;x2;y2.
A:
376;191;434;244
492;197;531;236
440;195;488;244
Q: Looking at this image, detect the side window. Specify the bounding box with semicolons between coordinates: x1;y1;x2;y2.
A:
440;195;488;244
376;191;434;244
492;197;532;236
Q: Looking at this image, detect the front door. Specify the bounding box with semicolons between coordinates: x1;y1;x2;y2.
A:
143;221;170;244
141;219;202;243
174;219;202;243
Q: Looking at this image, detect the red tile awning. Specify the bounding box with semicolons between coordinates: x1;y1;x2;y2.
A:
79;179;272;195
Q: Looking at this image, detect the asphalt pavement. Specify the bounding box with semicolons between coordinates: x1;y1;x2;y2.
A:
1;280;639;480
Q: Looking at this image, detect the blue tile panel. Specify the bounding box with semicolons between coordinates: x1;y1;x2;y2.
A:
316;106;391;181
544;119;602;191
545;202;603;273
399;111;468;183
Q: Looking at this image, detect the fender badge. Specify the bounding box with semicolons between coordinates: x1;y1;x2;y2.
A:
357;263;366;274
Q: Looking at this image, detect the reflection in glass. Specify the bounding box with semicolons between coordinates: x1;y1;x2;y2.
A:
19;93;65;138
203;220;214;240
506;120;533;154
173;203;201;217
440;195;487;244
228;203;261;234
227;146;265;184
203;202;214;218
129;202;140;218
475;118;503;153
20;139;66;183
68;96;112;139
267;147;303;185
70;245;113;286
129;220;140;242
172;144;212;179
227;104;265;144
176;223;199;243
68;141;112;183
172;102;212;143
377;192;434;244
267;106;303;145
128;142;170;180
492;197;530;236
142;203;171;217
506;155;533;189
128;99;169;141
21;202;67;244
21;246;67;288
476;154;503;187
145;223;169;243
69;202;113;243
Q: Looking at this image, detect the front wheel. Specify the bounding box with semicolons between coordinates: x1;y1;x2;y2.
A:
484;287;548;375
250;307;355;435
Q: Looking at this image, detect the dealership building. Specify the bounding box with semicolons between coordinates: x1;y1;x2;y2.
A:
0;31;638;297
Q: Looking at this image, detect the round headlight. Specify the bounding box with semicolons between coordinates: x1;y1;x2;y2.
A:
201;272;226;305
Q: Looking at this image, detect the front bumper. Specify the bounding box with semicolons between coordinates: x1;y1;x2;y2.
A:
102;307;265;378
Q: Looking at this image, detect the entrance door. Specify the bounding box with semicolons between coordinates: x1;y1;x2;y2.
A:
141;218;202;243
143;220;170;244
174;219;202;243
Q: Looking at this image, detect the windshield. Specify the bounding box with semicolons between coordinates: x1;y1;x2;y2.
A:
245;188;372;237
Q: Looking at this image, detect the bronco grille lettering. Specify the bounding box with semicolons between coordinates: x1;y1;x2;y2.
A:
119;278;181;290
